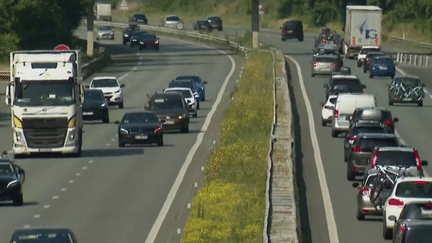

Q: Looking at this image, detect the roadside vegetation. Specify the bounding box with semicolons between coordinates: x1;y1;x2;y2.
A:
181;51;274;242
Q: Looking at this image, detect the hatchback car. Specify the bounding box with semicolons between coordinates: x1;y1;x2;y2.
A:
363;51;385;73
163;15;183;29
82;89;109;123
353;169;383;220
129;13;148;24
145;93;190;132
383;177;432;239
117;112;163;147
0;158;25;206
207;16;223;31
369;147;428;172
324;74;366;99
138;33;159;50
10;227;77;243
369;56;396;78
357;46;381;67
87;77;125;108
311;54;343;77
390;201;432;242
281;20;303;41
96;26;114;40
122;24;140;44
345;133;400;181
164;87;198;117
350;107;399;133
388;75;425;106
321;95;337;126
173;75;207;101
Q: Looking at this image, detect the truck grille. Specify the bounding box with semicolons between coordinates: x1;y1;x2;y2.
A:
22;118;68;148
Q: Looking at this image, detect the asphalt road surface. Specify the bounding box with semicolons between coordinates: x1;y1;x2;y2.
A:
0;27;243;242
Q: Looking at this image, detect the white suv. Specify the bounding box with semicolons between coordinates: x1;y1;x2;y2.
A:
357;46;381;67
163;87;198;117
88;77;125;108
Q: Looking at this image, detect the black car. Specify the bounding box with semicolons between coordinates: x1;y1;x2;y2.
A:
388;75;425;106
324;74;366;99
174;75;207;101
138;33;160;50
0;158;25;206
207;16;222;31
391;202;432;243
82;89;109;123
145;93;190;133
193;20;212;31
130;13;148;24
350;107;399;133
130;31;147;47
281;20;303;41
10;227;77;243
117;112;163;147
122;24;140;44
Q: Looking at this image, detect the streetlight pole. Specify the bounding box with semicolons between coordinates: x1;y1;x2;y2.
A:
252;0;259;49
87;0;95;57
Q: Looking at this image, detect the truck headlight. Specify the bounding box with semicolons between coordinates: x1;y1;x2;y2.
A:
15;131;25;145
65;128;77;145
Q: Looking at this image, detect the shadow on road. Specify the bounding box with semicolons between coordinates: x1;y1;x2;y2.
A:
81;148;144;157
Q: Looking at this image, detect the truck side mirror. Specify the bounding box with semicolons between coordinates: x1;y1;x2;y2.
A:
144;104;150;110
5;85;11;106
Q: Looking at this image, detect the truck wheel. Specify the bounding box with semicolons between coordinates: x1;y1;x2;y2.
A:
331;130;338;138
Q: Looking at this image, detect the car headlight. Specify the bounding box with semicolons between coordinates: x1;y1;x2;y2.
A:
120;128;129;135
155;40;159;44
124;34;129;37
140;41;144;44
101;102;108;107
178;114;187;119
7;180;19;188
115;89;121;94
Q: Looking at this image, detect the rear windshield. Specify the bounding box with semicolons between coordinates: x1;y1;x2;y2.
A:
376;151;416;167
165;90;192;98
166;16;180;21
400;204;432;220
331;79;361;85
358;138;398;150
374;57;393;63
284;21;302;29
396;181;432;198
406;228;432;242
395;78;421;87
315;57;338;62
358;110;391;120
351;127;386;134
151;97;184;110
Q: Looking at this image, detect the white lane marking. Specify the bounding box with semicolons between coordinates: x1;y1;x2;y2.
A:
111;138;116;142
34;215;40;218
76;173;81;176
119;52;142;80
105;143;111;146
285;55;340;243
69;180;74;184
89;160;93;164
145;46;236;243
61;188;67;192
394;130;407;145
82;166;87;170
43;205;50;209
52;196;59;199
23;225;30;228
187;203;191;209
177;228;181;234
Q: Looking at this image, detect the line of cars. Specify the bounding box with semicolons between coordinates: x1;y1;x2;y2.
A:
316;35;432;241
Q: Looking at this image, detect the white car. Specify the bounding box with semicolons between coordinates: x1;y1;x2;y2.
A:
383;177;432;239
163;87;198;117
88;77;125;108
321;95;337;126
96;26;114;40
357;46;381;67
163;15;183;29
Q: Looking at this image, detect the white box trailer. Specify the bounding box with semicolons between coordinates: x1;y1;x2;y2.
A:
344;5;382;58
96;4;112;21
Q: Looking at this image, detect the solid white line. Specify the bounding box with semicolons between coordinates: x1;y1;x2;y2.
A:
144;46;236;243
284;55;340;243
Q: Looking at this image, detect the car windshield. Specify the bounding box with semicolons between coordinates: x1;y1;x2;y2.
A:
358;138;398;150
406;228;432;242
13;233;74;243
396;181;432;198
99;26;111;31
14;80;75;106
0;163;14;175
315;57;338;62
151;97;184;111
165;90;192;98
91;79;119;88
166;16;180;21
84;91;104;101
395;78;421;87
376;151;417;167
122;113;158;124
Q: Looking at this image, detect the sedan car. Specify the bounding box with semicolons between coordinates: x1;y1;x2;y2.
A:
129;13;148;24
138;33;159;50
369;56;396;78
363;51;385;73
0;158;25;206
10;227;77;243
145;92;190;132
324;74;366;99
163;15;183;29
388;75;425;106
207;16;223;31
82;89;109;123
130;31;147;47
117;112;164;147
357;46;381;67
321;95;337;126
311;54;343;77
122;24;140;44
164;87;198;117
96;26;114;40
193;20;212;31
87;77;125;108
173;75;207;101
390;201;432;243
350;107;399;133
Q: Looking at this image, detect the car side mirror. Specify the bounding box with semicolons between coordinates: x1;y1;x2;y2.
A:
422;84;426;87
114;121;120;124
203;81;208;84
352;182;359;188
121;84;125;88
85;85;89;88
194;93;199;98
422;160;428;166
362;85;366;88
144;104;150;110
393;117;399;122
388;215;397;222
323;84;328;88
319;102;324;107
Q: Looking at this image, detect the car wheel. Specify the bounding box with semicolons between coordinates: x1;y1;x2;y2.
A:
218;27;223;31
388;100;393;106
131;43;134;47
157;138;164;147
331;130;338;138
181;125;189;133
357;61;361;67
418;100;423;106
298;37;304;41
356;208;365;220
363;67;367;73
369;73;373;78
383;215;392;240
347;165;355;181
156;46;159;50
119;140;125;147
119;102;124;109
139;45;143;50
102;113;109;123
321;119;326;126
13;193;23;206
281;37;286;41
197;101;200;109
123;39;126;45
311;73;315;77
193;111;198;118
344;151;348;162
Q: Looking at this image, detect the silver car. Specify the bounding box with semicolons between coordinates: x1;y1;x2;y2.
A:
96;26;114;40
163;15;183;29
311;54;343;77
353;170;384;220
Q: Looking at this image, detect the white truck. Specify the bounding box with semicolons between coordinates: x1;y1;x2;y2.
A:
344;5;382;58
96;3;112;21
4;50;83;157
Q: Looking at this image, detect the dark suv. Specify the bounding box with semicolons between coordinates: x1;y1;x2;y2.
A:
207;16;223;31
369;147;428;172
281;20;303;41
130;13;148;24
324;74;366;99
350;107;399;133
145;93;190;133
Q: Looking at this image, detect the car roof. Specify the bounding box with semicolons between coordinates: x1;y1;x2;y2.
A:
395;177;432;183
375;146;415;152
91;76;118;81
331;74;358;79
356;133;397;139
366;51;384;56
13;227;73;234
164;87;193;92
361;46;380;50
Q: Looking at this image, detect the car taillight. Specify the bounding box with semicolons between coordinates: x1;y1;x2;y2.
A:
154;127;163;134
371;149;379;168
353;146;364;152
414;149;422;171
324;105;332;109
361;187;370;196
399;223;406;235
348;135;357;144
388;198;404;206
322;39;327;44
313;62;319;68
334;109;339;118
332;63;337;67
351;166;359;171
284;29;288;34
384;119;393;127
414;181;430;185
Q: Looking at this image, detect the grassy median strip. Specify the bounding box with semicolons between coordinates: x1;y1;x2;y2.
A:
182;50;274;243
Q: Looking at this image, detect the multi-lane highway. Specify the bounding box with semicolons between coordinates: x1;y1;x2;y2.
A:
0;28;243;242
260;31;432;242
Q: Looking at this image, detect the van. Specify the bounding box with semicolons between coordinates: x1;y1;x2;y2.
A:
281;20;303;42
331;93;376;137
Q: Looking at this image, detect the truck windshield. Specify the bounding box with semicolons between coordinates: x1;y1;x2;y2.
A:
14;80;75;106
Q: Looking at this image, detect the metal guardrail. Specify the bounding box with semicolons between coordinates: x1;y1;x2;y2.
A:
396;52;432;67
390;36;432;49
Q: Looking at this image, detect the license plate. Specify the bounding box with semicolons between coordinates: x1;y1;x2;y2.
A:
378;66;388;70
135;135;148;140
286;30;293;34
164;120;175;124
83;112;94;115
39;148;52;152
402;98;412;101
